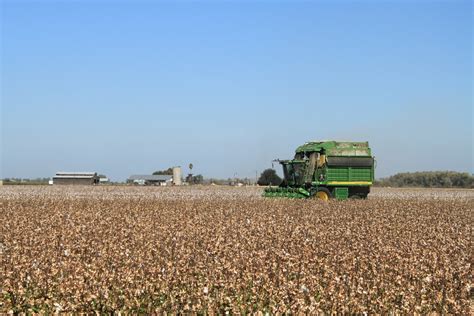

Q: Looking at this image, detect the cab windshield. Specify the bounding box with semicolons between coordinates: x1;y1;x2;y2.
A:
282;161;305;186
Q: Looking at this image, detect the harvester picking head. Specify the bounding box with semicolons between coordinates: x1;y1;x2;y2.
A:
263;186;310;199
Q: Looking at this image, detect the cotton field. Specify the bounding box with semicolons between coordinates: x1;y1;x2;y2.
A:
0;186;472;314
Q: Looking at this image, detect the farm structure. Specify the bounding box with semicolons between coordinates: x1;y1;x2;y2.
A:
53;172;99;185
128;175;173;186
128;167;182;186
99;177;110;184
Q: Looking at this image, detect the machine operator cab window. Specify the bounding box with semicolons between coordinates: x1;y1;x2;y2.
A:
282;161;305;186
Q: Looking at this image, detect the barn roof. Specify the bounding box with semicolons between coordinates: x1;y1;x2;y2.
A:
54;172;97;178
128;175;173;181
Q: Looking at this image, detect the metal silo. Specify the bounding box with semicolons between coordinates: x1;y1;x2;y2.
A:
172;167;182;185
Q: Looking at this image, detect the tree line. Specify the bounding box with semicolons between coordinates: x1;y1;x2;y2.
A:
2;178;50;185
375;171;473;188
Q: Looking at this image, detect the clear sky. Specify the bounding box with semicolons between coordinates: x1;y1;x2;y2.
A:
1;0;472;181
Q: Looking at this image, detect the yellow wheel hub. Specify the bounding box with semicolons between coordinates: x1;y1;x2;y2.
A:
316;191;329;201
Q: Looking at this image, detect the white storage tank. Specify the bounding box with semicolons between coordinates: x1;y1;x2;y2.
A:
172;167;182;185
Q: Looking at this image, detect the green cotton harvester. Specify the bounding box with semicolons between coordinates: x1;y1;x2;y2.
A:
263;141;375;200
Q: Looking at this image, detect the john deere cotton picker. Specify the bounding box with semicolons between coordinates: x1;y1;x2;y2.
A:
263;141;375;200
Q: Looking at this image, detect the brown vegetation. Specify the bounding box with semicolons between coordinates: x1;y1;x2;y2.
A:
1;186;472;313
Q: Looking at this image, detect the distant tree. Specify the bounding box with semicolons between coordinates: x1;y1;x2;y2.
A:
153;168;173;175
376;171;473;188
257;169;282;186
193;174;203;184
2;177;49;185
189;163;193;171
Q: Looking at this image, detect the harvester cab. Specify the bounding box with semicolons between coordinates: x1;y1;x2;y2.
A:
280;160;306;187
263;141;374;200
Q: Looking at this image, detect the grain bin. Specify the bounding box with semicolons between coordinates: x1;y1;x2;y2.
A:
172;167;182;185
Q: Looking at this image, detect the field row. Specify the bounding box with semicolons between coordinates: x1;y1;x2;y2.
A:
1;186;472;313
0;185;472;201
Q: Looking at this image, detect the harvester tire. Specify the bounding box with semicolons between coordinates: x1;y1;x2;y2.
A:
314;188;332;201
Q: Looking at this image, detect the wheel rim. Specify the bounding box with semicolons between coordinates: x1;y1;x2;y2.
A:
316;191;329;201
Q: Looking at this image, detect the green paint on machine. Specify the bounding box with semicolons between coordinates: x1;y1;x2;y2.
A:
263;140;375;200
335;187;349;200
263;186;310;199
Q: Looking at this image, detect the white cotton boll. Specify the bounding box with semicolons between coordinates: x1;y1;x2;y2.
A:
54;303;62;313
300;285;309;293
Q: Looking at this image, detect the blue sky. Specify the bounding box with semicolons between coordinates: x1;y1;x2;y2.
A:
1;0;472;181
